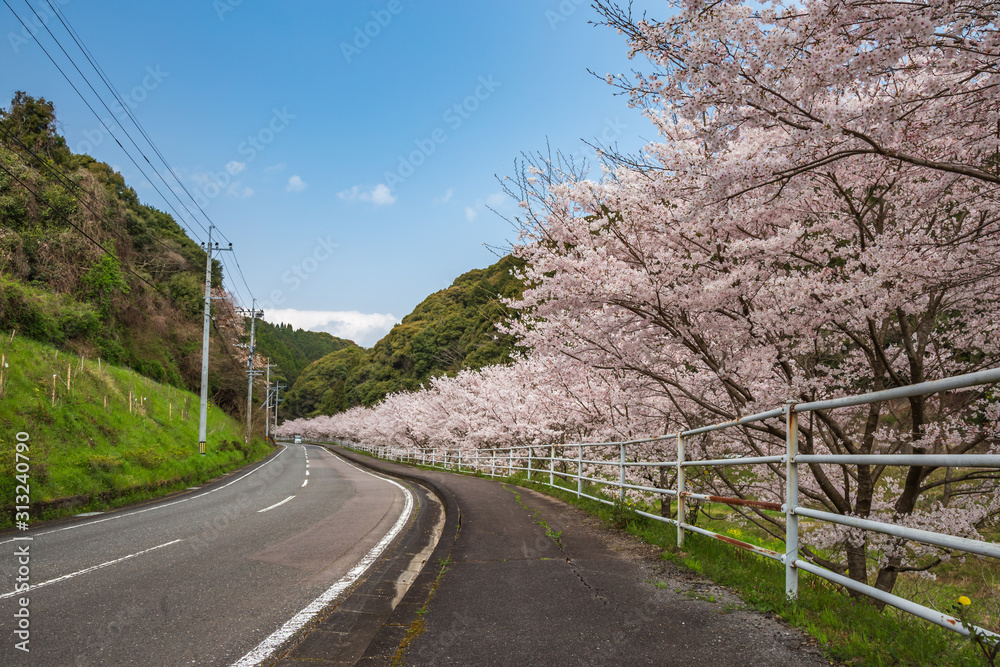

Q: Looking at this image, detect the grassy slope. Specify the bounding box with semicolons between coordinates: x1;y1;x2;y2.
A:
0;331;272;526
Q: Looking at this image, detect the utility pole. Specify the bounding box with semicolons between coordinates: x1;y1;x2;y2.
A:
261;359;277;441
273;382;286;436
238;300;264;443
198;225;232;455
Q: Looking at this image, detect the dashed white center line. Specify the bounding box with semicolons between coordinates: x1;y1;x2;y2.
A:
258;495;295;513
232;452;414;667
0;539;183;600
301;479;308;488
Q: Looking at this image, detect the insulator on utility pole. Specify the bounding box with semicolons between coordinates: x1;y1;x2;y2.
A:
198;224;232;455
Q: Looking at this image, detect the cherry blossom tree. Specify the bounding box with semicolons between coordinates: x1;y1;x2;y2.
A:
594;0;1000;188
284;0;1000;600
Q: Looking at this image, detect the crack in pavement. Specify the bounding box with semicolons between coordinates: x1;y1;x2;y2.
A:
502;483;610;606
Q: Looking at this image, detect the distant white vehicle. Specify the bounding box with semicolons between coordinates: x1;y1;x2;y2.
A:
293;435;302;444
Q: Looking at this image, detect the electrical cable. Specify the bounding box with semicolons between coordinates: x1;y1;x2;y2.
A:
36;0;259;302
3;0;260;308
43;0;225;242
2;157;257;406
0;124;196;267
0;158;170;298
11;0;210;240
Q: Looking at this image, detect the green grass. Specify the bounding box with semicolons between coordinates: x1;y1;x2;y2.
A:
505;484;564;548
343;445;995;666
0;331;273;527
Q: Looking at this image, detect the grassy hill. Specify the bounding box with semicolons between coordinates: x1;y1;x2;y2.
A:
282;256;525;418
0;331;271;527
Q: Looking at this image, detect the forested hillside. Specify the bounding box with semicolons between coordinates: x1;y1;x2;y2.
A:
282;256;524;418
253;319;357;386
1;93;249;415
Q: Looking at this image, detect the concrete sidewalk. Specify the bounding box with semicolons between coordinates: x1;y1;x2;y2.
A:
333;447;832;667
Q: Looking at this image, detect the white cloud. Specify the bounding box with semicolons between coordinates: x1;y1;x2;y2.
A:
434;188;454;204
226;182;254;198
369;183;396;206
286;175;307;192
189;171;213;186
463;191;507;222
337;183;397;207
263;309;399;348
226;160;247;175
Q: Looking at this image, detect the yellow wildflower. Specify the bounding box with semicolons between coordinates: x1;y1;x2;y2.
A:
958;596;971;606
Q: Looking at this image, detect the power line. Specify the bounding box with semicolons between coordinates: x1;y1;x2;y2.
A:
0;124;196;268
37;0;260;303
0;158;169;299
3;0;206;245
9;0;210;241
4;0;260;306
218;253;248;309
42;0;222;240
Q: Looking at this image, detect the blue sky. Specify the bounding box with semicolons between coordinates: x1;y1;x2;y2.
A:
1;0;659;346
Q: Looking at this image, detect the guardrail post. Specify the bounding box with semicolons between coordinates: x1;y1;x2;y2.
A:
619;442;626;502
677;433;685;548
577;445;583;497
785;401;799;601
550;444;555;486
458;450;463;472
508;448;513;476
527;447;533;480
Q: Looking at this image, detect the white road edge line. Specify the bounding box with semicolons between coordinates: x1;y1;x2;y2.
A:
0;539;183;600
301;479;308;488
232;449;415;667
258;495;295;513
0;446;289;546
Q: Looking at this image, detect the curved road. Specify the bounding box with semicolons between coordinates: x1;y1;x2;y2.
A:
0;444;410;666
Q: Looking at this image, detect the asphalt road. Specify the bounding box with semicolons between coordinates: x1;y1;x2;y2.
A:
0;444;411;666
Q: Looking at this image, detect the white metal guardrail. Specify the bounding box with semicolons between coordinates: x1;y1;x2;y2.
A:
340;367;1000;643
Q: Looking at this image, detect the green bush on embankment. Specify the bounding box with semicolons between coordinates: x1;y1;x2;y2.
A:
0;331;272;527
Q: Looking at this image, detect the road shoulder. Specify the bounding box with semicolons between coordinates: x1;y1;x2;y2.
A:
332;447;833;666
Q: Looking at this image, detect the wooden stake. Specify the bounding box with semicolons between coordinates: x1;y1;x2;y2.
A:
129;389;133;414
67;363;71;392
0;353;5;395
52;374;56;406
169;402;172;420
8;329;14;345
104;395;107;411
